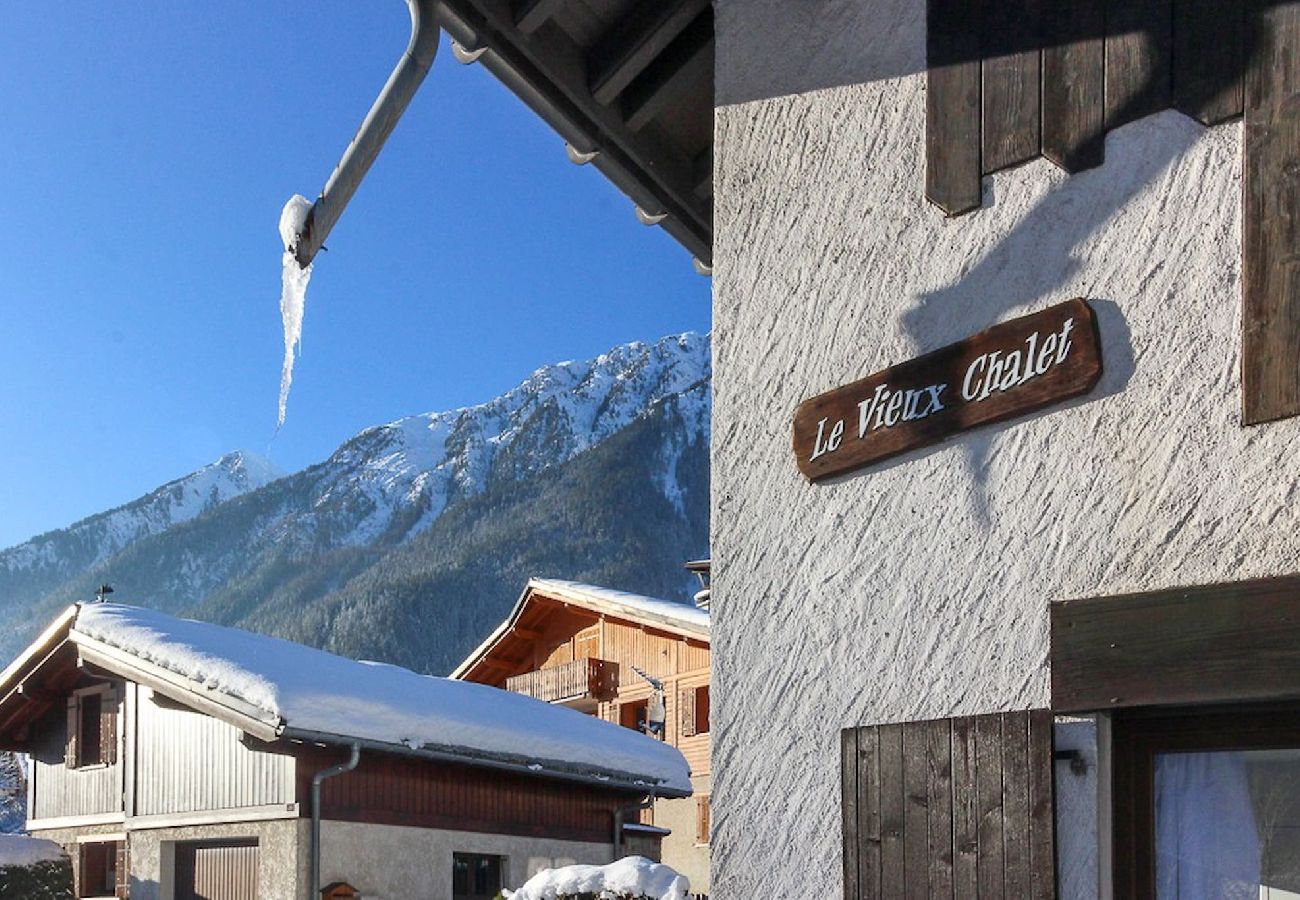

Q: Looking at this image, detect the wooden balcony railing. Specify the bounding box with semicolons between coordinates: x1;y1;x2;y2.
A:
506;658;617;704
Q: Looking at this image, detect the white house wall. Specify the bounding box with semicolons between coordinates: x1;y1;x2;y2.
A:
711;1;1300;898
318;820;612;900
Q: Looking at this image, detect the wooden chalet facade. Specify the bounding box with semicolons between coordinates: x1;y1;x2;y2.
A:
0;603;690;900
453;578;711;894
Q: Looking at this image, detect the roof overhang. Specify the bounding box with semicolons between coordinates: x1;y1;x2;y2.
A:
434;0;713;264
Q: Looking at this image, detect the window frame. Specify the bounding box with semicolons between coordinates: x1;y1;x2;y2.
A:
1111;702;1300;899
78;839;123;899
66;683;119;770
451;852;504;900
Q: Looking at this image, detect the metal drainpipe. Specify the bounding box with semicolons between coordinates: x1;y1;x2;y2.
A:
311;742;361;899
294;0;440;268
612;792;655;862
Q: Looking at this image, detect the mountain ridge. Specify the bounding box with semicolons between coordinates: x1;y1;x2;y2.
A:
0;332;711;672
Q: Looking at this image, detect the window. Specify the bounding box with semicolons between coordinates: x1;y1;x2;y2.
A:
679;684;709;738
696;795;710;846
620;699;649;733
1112;704;1300;899
452;853;502;900
79;840;122;899
66;685;118;769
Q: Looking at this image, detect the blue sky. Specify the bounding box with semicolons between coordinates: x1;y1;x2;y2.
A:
0;4;710;549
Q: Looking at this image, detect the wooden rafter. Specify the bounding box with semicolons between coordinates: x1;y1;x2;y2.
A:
589;0;710;105
622;10;713;133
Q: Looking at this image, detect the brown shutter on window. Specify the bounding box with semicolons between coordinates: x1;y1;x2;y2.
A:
679;688;696;738
100;687;119;766
842;710;1056;900
115;840;130;899
65;697;79;769
696;795;710;845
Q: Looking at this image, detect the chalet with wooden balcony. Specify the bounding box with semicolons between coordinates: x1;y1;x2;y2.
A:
0;602;690;900
453;578;711;894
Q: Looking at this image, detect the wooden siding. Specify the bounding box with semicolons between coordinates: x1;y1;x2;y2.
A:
134;687;295;817
842;712;1055;900
1051;574;1300;712
30;700;122;821
298;747;632;844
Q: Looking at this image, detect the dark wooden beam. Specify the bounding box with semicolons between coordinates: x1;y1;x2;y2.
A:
981;0;1043;174
1052;574;1300;711
621;10;713;133
512;0;565;34
926;0;982;214
1041;0;1106;172
590;0;710;106
1243;0;1300;425
1173;0;1245;125
691;146;712;200
1104;0;1173;130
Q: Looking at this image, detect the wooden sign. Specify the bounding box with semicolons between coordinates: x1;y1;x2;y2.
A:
794;298;1102;481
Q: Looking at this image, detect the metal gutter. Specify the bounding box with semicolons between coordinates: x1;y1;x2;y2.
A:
311;742;361;899
281;727;690;799
293;0;440;267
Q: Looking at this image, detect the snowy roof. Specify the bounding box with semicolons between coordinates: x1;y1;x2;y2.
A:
65;604;690;796
452;579;708;681
0;835;67;867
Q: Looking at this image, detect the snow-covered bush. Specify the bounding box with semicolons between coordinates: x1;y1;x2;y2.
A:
506;857;689;900
0;834;73;899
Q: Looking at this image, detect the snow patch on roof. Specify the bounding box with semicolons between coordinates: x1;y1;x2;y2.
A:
529;579;710;633
0;835;67;867
72;604;690;794
507;856;689;900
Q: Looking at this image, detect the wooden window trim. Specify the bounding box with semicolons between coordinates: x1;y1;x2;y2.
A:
695;794;710;846
1110;702;1300;900
66;683;119;770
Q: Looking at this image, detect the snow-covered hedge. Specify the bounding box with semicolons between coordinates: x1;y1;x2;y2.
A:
506;857;689;900
0;835;73;899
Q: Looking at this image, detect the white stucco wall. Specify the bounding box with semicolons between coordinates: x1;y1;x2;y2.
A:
711;1;1300;897
319;820;611;900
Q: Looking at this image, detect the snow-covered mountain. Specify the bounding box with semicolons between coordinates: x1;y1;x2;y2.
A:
0;333;710;672
0;451;280;602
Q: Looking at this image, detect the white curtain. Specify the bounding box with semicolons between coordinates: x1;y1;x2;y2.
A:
1155;751;1262;900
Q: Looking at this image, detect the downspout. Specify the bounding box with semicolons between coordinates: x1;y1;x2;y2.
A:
612;792;655;862
311;742;361;899
293;0;440;268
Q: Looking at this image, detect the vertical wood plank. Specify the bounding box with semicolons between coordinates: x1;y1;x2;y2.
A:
950;717;979;898
902;723;930;900
879;723;906;898
1028;710;1057;900
925;719;954;899
1001;712;1032;898
843;728;860;900
1243;0;1300;425
1173;0;1245;124
975;714;1006;897
1105;0;1174;129
982;0;1043;173
1042;0;1106;171
859;726;883;900
927;0;983;215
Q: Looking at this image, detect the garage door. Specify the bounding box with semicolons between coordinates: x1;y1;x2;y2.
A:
175;840;258;900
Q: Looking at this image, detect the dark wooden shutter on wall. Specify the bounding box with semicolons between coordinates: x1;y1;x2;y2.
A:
65;697;78;769
679;688;697;738
842;710;1056;899
100;687;119;767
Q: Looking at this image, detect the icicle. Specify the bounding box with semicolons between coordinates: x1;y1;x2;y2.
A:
277;195;314;429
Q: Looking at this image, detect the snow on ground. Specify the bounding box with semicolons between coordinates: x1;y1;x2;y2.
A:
73;604;691;794
278;194;314;428
0;835;65;867
507;857;689;900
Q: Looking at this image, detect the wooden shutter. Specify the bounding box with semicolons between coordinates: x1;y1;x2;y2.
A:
696;795;710;845
100;687;119;767
679;687;697;738
116;840;130;899
842;710;1056;899
65;697;79;769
